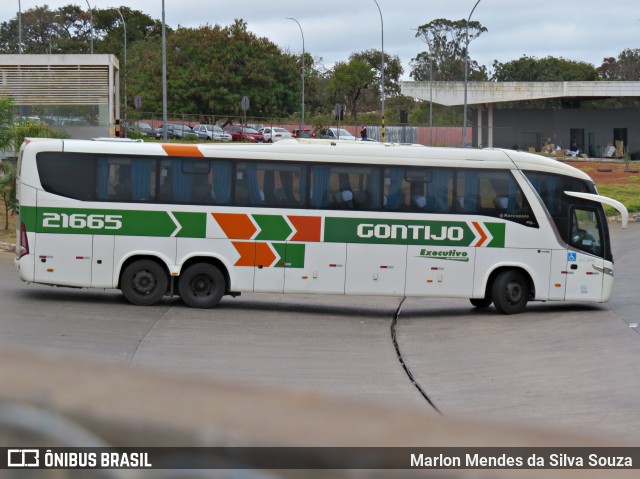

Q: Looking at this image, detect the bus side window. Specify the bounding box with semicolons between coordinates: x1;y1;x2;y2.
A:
383;167;407;210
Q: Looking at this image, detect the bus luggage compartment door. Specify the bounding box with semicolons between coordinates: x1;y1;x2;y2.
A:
34;233;92;287
345;244;406;295
91;235;115;288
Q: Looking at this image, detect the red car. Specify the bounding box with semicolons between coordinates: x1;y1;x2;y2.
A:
223;125;266;142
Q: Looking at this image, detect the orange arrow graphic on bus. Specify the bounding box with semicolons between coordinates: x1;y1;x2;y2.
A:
472;221;488;247
161;144;204;157
212;213;256;239
232;241;255;266
288;215;321;242
255;242;277;268
231;241;277;267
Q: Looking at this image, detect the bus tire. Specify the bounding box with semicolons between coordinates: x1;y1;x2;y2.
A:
178;263;226;309
491;269;529;314
121;259;168;306
469;297;492;308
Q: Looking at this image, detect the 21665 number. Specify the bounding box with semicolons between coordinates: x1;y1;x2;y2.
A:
42;213;123;230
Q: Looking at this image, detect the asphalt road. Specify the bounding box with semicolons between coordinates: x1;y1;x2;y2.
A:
1;221;639;441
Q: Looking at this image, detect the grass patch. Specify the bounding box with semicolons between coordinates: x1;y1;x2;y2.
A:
597;183;640;216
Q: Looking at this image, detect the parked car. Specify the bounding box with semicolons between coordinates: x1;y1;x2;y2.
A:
224;125;266;142
292;128;315;138
317;127;357;141
193;124;232;141
122;121;153;137
154;124;197;139
258;127;293;143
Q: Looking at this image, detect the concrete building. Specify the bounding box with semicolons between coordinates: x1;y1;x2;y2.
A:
0;54;120;139
401;81;640;156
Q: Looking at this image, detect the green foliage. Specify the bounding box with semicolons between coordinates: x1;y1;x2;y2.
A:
492;55;598;81
597;183;640;216
127;20;299;118
597;49;640;80
0;161;16;230
412;18;488;81
328;59;376;122
349;49;404;97
0;97;14;150
410;101;463;126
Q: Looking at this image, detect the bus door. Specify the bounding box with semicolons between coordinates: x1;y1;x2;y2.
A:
564;205;605;301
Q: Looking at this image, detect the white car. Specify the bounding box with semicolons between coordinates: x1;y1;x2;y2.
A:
258;127;293;143
193;124;232;141
319;128;358;141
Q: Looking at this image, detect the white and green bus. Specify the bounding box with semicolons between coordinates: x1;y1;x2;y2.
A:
14;138;628;314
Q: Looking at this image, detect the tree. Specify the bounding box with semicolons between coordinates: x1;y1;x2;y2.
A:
126;20;299;119
0;4;160;59
492;55;598;81
327;59;376;123
597;49;640;81
350;49;404;97
0;97;63;230
0;161;16;230
411;18;488;81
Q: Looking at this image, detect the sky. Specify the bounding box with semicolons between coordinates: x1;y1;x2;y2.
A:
6;0;640;79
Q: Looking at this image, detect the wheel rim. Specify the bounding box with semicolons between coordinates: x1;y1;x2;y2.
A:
505;281;523;304
190;273;214;298
132;270;156;295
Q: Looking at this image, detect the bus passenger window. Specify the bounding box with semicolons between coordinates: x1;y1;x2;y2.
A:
383;168;407;210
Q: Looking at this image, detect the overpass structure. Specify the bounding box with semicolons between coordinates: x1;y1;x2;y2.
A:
400;81;640;151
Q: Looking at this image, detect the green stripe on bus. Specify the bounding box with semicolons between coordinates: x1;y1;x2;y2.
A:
26;207;205;238
324;217;505;247
253;215;292;241
18;205;37;232
485;223;506;248
173;212;206;238
275;243;305;268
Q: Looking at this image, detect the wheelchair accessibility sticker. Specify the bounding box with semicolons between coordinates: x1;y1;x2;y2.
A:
568;251;577;262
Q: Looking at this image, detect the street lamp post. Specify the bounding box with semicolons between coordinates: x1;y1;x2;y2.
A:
462;0;481;147
49;14;61;55
428;38;434;146
85;0;93;54
17;0;22;54
372;0;385;142
116;9;127;125
286;18;305;134
161;0;167;141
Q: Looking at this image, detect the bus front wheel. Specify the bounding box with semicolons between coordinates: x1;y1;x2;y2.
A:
121;259;168;306
178;263;226;308
491;270;529;314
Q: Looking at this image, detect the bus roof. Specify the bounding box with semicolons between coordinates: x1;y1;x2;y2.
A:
26;138;592;182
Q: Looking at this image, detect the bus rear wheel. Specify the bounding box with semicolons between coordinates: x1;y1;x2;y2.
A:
178;263;226;309
121;259;168;306
491;270;529;314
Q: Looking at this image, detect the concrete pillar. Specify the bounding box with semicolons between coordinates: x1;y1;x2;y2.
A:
477;106;483;148
488;103;494;148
